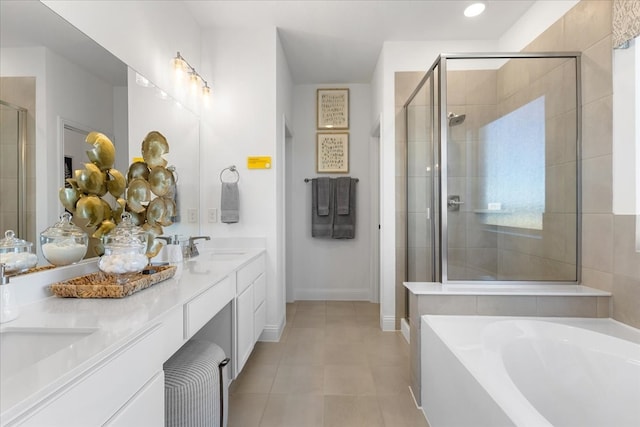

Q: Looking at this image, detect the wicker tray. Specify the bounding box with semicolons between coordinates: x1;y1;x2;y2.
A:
50;265;177;298
13;265;56;276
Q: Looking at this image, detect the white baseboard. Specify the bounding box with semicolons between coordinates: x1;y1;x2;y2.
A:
409;385;431;425
259;315;285;342
381;315;396;331
400;317;410;344
408;385;421;410
294;288;371;301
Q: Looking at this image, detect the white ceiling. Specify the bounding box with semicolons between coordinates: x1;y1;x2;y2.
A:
1;1;539;86
183;0;537;83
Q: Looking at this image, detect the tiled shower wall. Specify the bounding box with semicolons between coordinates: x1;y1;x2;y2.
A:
521;0;640;329
395;0;640;328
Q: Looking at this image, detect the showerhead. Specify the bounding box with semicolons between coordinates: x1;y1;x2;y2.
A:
448;112;466;126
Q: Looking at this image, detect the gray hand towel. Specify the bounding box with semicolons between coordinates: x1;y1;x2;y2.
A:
332;178;356;239
221;182;239;223
312;178;333;237
316;177;331;216
336;177;351;215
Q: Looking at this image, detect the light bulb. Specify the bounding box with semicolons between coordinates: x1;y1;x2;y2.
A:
202;84;211;106
173;55;187;79
189;73;201;94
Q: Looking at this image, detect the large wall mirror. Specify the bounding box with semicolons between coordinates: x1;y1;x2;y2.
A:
0;1;200;271
127;68;200;241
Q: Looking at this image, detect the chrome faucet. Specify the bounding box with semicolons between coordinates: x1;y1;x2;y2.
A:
186;236;210;258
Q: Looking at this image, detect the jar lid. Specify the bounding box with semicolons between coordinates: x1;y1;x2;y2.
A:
104;212;147;248
0;230;33;251
41;212;87;239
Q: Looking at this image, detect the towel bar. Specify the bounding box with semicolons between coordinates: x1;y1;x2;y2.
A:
220;165;240;183
304;177;358;182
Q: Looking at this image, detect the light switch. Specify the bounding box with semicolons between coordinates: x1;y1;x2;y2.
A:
208;208;218;223
187;208;197;223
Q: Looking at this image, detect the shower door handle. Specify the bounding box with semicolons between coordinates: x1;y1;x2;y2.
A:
447;195;464;211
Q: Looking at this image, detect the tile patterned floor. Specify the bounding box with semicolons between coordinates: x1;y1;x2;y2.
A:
228;301;429;427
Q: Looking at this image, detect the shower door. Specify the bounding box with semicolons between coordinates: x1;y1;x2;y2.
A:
442;54;580;282
405;66;440;284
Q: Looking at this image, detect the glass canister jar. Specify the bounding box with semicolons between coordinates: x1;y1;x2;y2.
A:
40;213;89;266
0;230;38;274
98;213;149;284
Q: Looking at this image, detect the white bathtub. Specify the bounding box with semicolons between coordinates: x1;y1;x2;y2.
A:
421;315;640;427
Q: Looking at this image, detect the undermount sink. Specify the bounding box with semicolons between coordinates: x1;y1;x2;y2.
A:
0;327;97;375
207;250;247;261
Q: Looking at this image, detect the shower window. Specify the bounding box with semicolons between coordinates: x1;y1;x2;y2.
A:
480;96;545;230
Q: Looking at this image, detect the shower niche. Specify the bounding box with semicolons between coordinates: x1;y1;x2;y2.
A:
402;53;581;284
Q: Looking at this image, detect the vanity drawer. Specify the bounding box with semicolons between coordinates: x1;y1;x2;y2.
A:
236;254;265;295
184;276;233;339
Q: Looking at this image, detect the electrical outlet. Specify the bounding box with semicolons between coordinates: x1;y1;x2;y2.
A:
187;208;197;223
208;208;218;223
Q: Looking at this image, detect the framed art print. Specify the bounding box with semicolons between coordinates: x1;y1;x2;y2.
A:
317;88;349;130
317;132;349;173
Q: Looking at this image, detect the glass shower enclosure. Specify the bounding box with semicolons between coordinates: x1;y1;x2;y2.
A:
403;53;581;287
0;100;27;238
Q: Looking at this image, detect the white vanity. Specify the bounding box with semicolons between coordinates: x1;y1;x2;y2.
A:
0;246;266;426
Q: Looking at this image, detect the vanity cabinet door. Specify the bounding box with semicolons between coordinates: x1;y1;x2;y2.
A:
236;284;254;375
253;273;266;341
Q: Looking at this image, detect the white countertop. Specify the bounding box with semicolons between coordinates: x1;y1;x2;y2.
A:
0;247;265;421
404;282;611;296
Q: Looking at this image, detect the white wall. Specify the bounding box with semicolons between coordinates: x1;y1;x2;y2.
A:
289;83;373;300
276;32;294;321
199;26;284;340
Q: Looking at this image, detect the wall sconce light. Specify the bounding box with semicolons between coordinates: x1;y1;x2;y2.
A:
173;51;211;101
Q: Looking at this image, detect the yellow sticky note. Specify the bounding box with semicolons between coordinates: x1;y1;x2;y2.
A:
247;156;272;169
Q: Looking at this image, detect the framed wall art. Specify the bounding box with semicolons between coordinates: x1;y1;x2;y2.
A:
317;88;349;129
317;132;349;173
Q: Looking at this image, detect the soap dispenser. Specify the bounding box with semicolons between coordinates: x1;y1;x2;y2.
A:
156;235;184;264
0;263;19;324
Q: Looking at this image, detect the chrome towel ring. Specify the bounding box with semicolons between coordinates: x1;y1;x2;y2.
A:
220;165;240;183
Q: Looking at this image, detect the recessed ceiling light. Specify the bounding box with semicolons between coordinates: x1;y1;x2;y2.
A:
464;2;486;17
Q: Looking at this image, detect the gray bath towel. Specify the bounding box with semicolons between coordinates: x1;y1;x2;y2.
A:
332;178;356;239
336;177;351;215
221;182;239;223
317;177;332;216
312;178;334;237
